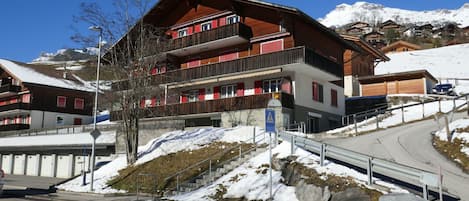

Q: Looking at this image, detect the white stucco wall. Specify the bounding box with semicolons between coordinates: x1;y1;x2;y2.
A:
30;110;93;129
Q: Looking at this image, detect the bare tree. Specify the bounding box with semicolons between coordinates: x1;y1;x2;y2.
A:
73;0;169;164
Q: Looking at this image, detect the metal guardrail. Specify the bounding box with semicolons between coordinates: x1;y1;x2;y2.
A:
278;131;448;200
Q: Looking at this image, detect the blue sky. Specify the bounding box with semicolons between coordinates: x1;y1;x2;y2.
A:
0;0;467;63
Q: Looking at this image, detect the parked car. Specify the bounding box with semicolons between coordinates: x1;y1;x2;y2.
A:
433;83;456;96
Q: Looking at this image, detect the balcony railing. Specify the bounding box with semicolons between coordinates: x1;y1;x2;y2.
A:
0;124;30;132
110;92;294;121
0;84;21;94
112;46;342;90
0;103;31;113
163;23;252;53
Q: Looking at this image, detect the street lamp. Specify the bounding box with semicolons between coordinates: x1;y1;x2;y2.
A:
89;25;103;192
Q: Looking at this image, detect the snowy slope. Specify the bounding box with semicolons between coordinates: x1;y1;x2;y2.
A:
32;48;98;64
320;2;469;27
375;43;469;79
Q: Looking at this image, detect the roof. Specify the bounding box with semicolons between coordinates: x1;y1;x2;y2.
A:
381;40;422;52
0;59;95;92
105;0;359;58
358;70;438;84
363;31;384;37
341;35;390;62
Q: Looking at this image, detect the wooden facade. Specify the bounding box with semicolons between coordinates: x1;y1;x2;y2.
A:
381;40;422;54
358;70;438;96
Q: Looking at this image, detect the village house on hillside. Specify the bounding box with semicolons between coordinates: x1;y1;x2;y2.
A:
341;35;389;97
0;59;94;131
110;0;358;133
381;40;422;54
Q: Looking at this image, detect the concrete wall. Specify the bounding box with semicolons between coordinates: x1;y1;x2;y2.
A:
30;110;93;129
220;107;292;130
293;72;345;116
115;119;185;154
293;105;342;133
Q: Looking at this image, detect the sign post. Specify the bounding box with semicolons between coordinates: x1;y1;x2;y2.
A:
265;108;275;200
90;129;101;191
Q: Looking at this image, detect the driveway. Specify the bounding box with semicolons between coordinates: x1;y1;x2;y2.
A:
324;112;469;200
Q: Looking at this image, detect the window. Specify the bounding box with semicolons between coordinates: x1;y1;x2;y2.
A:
188;90;199;102
312;82;324;103
74;98;84;110
201;22;212;31
263;79;282;93
331;89;338;107
226;15;240;24
221;85;237;98
57;96;66;108
178;28;188;37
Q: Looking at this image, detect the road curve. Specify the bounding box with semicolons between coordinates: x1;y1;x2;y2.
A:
324;112;469;200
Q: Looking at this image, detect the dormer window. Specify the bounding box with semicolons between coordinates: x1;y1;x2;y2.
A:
201;22;212;31
178;28;188;37
226;15;240;24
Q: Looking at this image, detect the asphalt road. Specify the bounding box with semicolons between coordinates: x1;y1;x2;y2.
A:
324;112;469;200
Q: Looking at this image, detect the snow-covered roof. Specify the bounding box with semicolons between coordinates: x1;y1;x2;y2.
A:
0;131;115;149
0;58;95;92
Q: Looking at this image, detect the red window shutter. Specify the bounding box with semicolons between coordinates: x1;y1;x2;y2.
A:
10;98;18;104
187;60;201;68
27;115;31;124
22;94;31;103
198;88;206;101
211;20;218;28
261;40;283;54
214;86;220;99
236;83;245;96
151;96;157;107
194;24;201;33
312;82;319;101
172;31;178;39
219;17;226;26
140;98;146;108
150;67;158;75
219;52;239;62
160;66;167;74
187;27;193;35
15;116;20;124
331;89;338;107
254;81;262;94
181;93;188;103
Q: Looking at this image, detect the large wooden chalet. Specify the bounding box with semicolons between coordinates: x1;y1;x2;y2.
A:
0;59;94;131
110;0;358;133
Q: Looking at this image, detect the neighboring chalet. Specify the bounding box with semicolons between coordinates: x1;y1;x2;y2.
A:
110;0;357;133
358;70;437;96
463;26;469;37
341;35;389;97
363;31;386;48
379;20;401;32
381;40;422;54
0;59;94;131
345;22;372;36
403;24;433;38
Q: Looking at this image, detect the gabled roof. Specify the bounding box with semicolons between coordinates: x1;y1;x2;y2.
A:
105;0;359;58
358;70;438;84
341;35;390;62
381;40;422;52
0;59;95;92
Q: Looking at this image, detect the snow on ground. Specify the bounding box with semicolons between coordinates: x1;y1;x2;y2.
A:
58;126;265;194
172;141;406;201
0;131;115;147
434;118;469;160
328;99;467;135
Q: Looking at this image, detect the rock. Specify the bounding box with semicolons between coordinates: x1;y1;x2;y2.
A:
331;187;370;201
295;180;331;201
379;193;426;201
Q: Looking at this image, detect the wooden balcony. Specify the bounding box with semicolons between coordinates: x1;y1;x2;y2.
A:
163;23;252;57
0;84;21;98
0;124;29;132
0;103;31;113
110;92;294;121
112;46;343;90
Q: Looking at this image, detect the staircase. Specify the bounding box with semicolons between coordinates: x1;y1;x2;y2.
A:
166;146;268;196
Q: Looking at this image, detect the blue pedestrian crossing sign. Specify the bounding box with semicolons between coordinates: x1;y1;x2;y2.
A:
265;109;276;133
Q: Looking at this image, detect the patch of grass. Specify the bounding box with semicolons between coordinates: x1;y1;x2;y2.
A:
433;136;469;173
108;142;253;194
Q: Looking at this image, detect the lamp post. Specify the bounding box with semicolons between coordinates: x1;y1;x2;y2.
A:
89;25;102;192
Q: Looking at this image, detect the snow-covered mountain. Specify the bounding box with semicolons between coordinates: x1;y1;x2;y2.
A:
32;47;98;64
320;1;469;28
